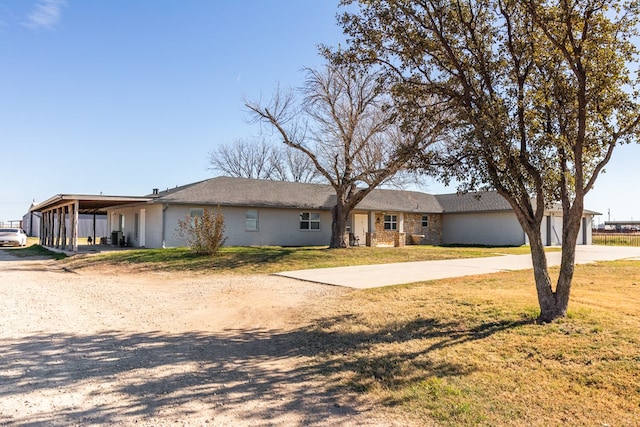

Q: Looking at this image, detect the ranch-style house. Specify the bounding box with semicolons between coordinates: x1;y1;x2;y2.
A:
30;176;598;251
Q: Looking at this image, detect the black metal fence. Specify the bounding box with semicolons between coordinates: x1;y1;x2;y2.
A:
592;232;640;247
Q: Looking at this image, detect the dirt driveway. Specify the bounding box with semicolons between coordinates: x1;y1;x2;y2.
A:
0;249;407;426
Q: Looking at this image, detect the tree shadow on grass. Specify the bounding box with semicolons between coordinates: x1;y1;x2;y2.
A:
307;315;533;392
0;315;532;425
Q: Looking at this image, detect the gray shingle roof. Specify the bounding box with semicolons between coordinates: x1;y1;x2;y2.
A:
359;188;442;212
150;177;599;216
152;176;443;213
153;177;337;210
435;191;512;213
434;192;602;215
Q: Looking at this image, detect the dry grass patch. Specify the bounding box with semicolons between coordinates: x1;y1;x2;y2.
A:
304;260;640;426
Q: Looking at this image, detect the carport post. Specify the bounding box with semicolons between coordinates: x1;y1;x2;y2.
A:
72;200;79;252
55;207;62;248
39;210;45;245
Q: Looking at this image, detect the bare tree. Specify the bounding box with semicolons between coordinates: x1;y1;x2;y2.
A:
208;139;322;183
246;62;444;248
270;145;323;183
207;139;275;180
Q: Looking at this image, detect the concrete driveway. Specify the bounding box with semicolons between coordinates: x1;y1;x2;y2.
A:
275;245;640;289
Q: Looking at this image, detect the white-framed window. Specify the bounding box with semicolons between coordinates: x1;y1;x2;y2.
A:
188;208;204;226
190;208;204;219
300;212;321;230
422;215;429;228
384;214;397;230
246;209;258;231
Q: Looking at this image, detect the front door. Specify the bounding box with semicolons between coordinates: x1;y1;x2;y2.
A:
354;214;368;245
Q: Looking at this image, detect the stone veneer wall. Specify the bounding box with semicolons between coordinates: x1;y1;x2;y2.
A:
368;212;443;247
403;213;443;245
371;212;397;246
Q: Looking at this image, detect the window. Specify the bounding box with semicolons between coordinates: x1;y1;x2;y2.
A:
246;210;258;231
383;214;397;230
187;208;204;226
422;215;429;227
190;208;204;219
300;212;320;230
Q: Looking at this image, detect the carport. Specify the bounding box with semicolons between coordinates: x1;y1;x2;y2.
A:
30;194;152;252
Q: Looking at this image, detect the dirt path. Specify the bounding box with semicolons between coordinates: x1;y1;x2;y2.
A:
0;249;406;426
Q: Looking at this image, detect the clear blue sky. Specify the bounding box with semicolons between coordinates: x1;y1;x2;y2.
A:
0;0;638;224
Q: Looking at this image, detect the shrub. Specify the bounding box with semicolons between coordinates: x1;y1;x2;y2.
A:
176;207;227;255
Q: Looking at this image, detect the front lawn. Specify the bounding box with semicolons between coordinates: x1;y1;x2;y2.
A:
60;244;546;274
303;260;640;426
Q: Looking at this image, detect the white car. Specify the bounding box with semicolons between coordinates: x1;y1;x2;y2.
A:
0;228;28;247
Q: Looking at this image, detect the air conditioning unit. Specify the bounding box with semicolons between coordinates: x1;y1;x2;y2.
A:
111;231;123;246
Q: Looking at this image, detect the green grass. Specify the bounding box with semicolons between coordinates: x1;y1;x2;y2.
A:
61;244;547;274
1;244;67;260
303;260;640;426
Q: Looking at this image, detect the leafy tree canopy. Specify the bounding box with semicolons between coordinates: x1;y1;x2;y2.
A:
338;0;640;321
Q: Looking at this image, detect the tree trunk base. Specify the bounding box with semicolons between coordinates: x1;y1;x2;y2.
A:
536;308;567;324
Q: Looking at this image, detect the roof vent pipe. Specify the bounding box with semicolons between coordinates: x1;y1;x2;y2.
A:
152;188;159;195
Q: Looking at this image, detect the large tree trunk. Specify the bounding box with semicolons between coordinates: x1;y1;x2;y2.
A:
544;203;583;321
527;229;561;322
329;204;350;248
527;209;582;323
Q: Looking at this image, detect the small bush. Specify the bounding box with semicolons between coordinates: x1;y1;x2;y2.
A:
176;207;227;255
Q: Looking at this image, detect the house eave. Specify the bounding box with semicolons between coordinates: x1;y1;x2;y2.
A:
149;199;334;211
31;194;154;215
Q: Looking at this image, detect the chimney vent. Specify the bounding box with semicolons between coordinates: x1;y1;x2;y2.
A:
152;188;159;195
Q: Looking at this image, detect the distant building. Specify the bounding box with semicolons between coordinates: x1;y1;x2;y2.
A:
0;220;22;228
603;221;640;232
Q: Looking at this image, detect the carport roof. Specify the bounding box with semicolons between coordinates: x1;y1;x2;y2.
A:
31;194;154;214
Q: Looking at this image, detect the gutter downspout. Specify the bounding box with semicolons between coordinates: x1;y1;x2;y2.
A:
552;226;561;246
162;204;168;249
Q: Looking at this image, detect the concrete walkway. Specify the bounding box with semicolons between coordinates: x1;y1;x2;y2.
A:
275;245;640;289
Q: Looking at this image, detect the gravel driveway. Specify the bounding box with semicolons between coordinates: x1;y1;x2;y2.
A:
0;249;407;426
